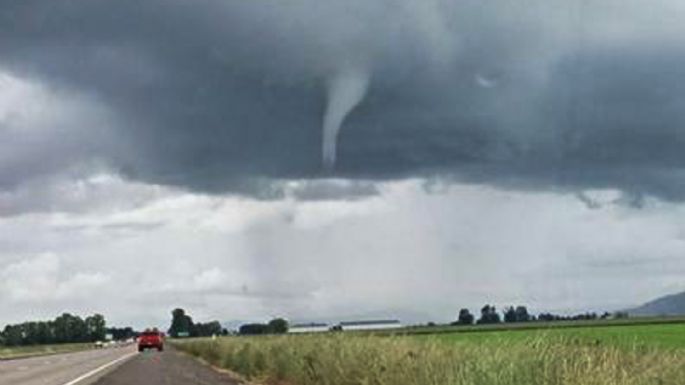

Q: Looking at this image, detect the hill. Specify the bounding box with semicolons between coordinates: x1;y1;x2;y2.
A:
629;291;685;316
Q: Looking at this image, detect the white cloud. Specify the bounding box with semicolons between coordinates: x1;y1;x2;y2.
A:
0;253;110;303
1;172;174;217
1;178;685;328
190;268;229;292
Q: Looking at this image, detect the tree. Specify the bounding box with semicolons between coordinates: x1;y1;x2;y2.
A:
193;321;223;337
503;306;517;323
2;325;23;346
515;306;530;322
477;304;501;324
538;312;562;322
613;311;629;319
85;314;107;342
268;318;289;334
456;308;474;325
107;327;135;341
53;313;88;343
239;323;269;335
169;308;194;338
34;321;54;344
23;322;40;345
504;306;531;323
0;313;109;346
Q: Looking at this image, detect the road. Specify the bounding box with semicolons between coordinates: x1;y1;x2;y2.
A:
0;345;238;385
0;345;137;385
93;347;238;385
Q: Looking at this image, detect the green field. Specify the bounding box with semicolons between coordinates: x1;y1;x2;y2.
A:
173;320;685;385
419;322;685;350
0;342;94;360
397;316;685;336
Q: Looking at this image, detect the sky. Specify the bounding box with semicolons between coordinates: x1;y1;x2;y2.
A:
2;0;685;329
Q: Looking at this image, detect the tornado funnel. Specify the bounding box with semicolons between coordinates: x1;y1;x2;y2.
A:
322;67;371;170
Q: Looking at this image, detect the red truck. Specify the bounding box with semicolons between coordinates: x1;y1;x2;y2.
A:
138;329;164;352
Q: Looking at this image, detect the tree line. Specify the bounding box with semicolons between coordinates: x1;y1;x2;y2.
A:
168;308;289;337
168;308;225;337
452;305;628;326
0;313;107;346
107;326;137;340
238;318;289;335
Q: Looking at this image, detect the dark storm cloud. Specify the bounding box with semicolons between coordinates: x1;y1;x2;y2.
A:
286;181;380;201
2;0;685;200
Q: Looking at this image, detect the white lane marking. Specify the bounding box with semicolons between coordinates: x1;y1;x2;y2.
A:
60;351;137;385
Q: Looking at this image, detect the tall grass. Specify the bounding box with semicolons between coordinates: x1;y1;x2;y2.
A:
174;334;685;385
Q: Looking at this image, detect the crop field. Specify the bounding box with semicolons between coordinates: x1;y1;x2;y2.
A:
398;316;685;337
173;320;685;385
421;322;685;350
0;342;93;360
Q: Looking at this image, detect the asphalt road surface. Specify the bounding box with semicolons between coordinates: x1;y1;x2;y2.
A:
0;345;137;385
93;347;239;385
0;345;237;385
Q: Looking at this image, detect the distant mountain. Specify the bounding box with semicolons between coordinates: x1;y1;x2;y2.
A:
628;291;685;316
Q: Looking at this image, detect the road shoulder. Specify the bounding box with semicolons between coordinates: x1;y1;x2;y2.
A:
92;347;240;385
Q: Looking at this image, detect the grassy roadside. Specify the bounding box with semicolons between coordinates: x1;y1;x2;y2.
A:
173;332;685;385
0;342;94;360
